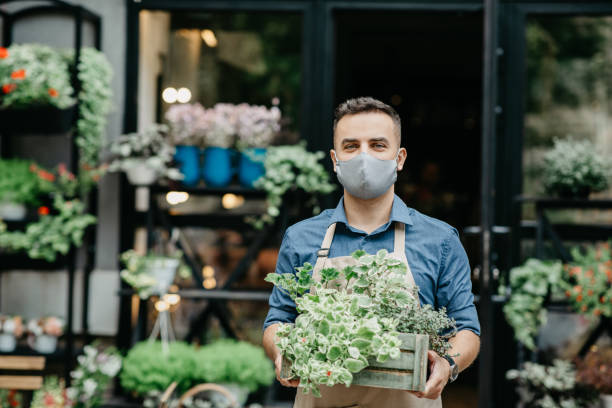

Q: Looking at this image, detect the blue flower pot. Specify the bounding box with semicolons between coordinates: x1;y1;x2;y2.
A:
202;147;233;187
174;145;200;186
238;147;267;188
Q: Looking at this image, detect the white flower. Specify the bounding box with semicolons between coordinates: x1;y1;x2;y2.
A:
83;378;97;397
71;369;84;379
66;387;78;401
100;355;122;377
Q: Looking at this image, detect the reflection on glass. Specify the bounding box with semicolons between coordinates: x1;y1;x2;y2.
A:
524;16;612;222
139;11;302;139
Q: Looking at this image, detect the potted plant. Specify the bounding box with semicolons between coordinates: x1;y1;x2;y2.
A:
192;339;275;405
108;124;183;186
561;241;612;318
67;344;122;408
0;315;24;352
506;359;597;408
201;103;237;187
0;390;23;408
0;44;76;133
542;138;612;199
250;143;335;229
165;103;207;187
31;377;70;408
266;249;456;396
120;249;191;298
576;347;612;408
27;316;64;354
0;159;50;220
235;104;281;188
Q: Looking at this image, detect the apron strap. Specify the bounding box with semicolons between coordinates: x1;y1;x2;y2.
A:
313;223;337;273
393;222;405;254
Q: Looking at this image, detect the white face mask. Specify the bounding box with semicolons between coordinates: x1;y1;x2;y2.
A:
333;150;399;199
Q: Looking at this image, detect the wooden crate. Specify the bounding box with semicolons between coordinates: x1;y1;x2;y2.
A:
280;333;429;392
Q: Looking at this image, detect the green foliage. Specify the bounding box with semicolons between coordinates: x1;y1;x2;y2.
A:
265;249;456;397
120;340;273;396
0;194;96;261
192;339;274;391
0;159;50;205
506;360;597;408
500;258;563;350
0;44;74;109
250;143;335;229
562;240;612;317
542;138;611;197
120;341;197;395
31;376;69;408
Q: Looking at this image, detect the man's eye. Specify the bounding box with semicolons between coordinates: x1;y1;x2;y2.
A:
344;144;357;149
372;143;386;149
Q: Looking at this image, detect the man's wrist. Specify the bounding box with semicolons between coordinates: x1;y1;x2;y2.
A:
442;354;459;383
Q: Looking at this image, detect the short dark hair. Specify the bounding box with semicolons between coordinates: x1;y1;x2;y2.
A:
333;97;401;140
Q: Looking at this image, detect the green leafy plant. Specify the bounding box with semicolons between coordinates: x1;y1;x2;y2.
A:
265;249;456;397
562;241;612;318
120;250;191;298
499;258;564;350
0;194;96;261
542;138;612;198
192;339;274;392
575;346;612;395
67;344;122;408
31;376;70;408
0;159;51;205
506;360;597;408
0;389;23;408
250;143;335;229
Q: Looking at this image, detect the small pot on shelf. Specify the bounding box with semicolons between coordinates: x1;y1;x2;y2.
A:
0;333;16;352
238;147;266;188
601;394;612;408
144;258;179;295
202;147;233;187
31;334;58;354
125;161;157;186
0;201;26;221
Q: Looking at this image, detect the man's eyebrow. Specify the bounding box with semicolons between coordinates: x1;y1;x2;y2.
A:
340;137;390;145
340;138;359;145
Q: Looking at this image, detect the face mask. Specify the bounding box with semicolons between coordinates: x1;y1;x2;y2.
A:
333;150;399;199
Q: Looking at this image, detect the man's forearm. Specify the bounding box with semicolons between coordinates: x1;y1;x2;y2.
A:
263;323;280;361
448;330;480;373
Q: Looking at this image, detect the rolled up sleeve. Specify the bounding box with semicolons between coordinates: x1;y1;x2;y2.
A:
436;228;481;336
263;230;299;331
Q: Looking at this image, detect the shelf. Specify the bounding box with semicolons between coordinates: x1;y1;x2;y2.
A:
0;253;70;271
0;346;82;361
134;211;260;229
519;221;612;241
118;288;271;302
515;196;612;209
150;183;267;198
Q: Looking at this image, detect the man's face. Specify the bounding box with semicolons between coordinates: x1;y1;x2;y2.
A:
331;112;406;171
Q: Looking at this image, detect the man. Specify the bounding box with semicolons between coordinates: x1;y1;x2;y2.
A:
263;97;480;407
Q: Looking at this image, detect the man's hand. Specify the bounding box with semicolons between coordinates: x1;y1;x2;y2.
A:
275;353;300;388
411;350;450;400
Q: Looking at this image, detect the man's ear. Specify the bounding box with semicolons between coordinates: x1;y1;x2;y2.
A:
397;147;407;171
330;149;338;172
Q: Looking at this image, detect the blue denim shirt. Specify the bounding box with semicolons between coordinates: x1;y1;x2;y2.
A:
263;195;480;336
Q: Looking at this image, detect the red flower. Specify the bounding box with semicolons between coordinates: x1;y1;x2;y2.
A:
37;170;55;182
9;399;18;407
576;294;583;302
565;290;571;298
601;296;606;304
573;285;582;294
44;392;55;406
38;206;50;216
48;88;58;97
10;69;25;80
587;290;594;296
0;47;8;58
326;370;331;377
301;338;306;343
2;83;16;94
29;163;37;172
594;309;602;316
58;163;67;174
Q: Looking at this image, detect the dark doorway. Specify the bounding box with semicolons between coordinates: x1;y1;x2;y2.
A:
335;11;483;235
334;11;483;407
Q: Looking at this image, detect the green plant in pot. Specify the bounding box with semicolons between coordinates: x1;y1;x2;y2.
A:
120;249;191;299
576;347;612;408
542;138;612;199
0;159;51;220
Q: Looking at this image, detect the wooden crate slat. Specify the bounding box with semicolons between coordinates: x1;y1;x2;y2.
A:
352;369;414;390
0;375;43;390
397;333;416;350
366;350;414;370
0;356;45;370
411;334;429;391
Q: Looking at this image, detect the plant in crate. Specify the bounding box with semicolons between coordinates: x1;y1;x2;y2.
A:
120;249;191;299
67;344;122;408
165;103;207;186
0;315;24;352
250;143;335;229
265;249;456;397
542;138;612;199
506;359;597;408
575;347;612;408
27;316;64;354
235;103;281;188
107;124;183;186
30;376;71;408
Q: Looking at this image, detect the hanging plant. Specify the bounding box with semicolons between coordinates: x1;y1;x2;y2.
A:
249;143;335;229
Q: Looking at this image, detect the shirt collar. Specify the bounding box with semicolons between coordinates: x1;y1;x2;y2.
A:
329;194;414;228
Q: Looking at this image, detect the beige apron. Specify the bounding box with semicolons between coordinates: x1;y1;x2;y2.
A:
294;222;443;408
